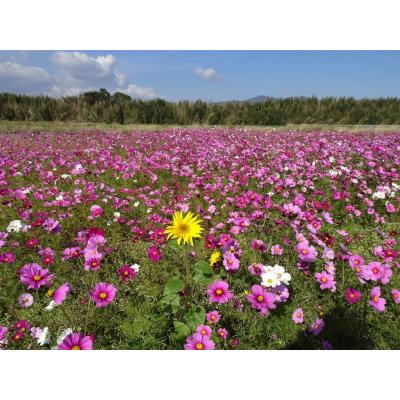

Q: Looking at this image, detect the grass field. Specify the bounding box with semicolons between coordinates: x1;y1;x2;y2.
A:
1;120;400;133
0;127;399;350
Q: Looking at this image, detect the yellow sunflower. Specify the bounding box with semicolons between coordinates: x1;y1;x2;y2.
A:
209;250;221;266
165;211;203;246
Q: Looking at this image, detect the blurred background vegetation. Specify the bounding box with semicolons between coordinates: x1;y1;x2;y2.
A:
0;89;399;126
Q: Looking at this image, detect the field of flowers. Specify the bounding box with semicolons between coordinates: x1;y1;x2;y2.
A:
0;128;399;350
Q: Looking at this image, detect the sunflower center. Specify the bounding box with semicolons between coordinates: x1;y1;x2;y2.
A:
71;345;81;350
177;223;190;235
99;292;107;299
196;343;204;350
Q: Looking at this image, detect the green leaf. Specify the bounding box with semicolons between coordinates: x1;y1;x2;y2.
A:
163;277;185;295
194;260;213;275
167;239;180;251
160;293;180;313
184;306;206;330
193;273;214;285
171;321;191;341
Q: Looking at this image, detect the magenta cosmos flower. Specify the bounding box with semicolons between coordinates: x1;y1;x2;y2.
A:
369;286;386;312
207;280;233;304
91;282;117;307
217;328;229;340
53;283;71;305
58;332;93;350
292;308;304;324
345;288;361;304
148;246;162;262
117;265;137;282
246;284;276;315
18;263;54;289
184;333;215;350
297;242;317;262
223;252;240;271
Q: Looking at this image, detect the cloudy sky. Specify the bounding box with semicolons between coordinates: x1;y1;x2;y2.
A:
0;50;398;101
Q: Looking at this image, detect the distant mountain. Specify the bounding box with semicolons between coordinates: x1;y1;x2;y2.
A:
215;95;280;104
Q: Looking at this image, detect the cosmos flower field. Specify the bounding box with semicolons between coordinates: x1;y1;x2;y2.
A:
0;128;399;350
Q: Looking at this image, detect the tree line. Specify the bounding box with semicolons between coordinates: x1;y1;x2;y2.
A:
0;89;399;125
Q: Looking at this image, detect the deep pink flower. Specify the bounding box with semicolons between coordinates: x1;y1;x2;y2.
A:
84;257;102;271
207;280;233;304
248;263;265;276
58;332;93;350
367;262;384;281
117;265;137;282
184;333;215;350
246;284;276;315
369;286;386;312
251;239;267;253
18;263;54;289
344;288;361;304
292;307;304;324
53;283;71;305
13;319;30;333
91;282;117;307
148;246;162;262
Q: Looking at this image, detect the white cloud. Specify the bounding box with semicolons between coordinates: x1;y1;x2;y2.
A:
118;83;158;99
193;66;222;82
0;62;51;93
0;51;161;99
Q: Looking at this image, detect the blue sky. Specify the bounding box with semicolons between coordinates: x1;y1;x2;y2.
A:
0;51;398;100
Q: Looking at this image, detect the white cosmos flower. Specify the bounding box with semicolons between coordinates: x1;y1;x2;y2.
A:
57;328;73;345
133;201;140;207
6;220;24;233
261;271;280;288
61;174;72;180
45;300;56;311
37;327;50;346
272;264;292;285
130;263;140;272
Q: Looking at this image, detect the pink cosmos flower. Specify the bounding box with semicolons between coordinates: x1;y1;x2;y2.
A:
207;280;233;304
18;263;54;289
297;242;317;262
271;244;283;255
344;288;361;304
206;310;221;324
58;332;93;350
292;308;304;324
391;289;400;304
196;325;212;337
367;262;384;281
223;252;240;271
18;293;33;308
184;333;215;350
369;286;386;312
315;271;336;292
0;326;8;345
91;282;117;307
246;284;276;315
217;328;229;340
14;319;30;333
309;319;325;335
53;283;71;305
348;254;364;269
248;263;265;276
148;246;162;262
